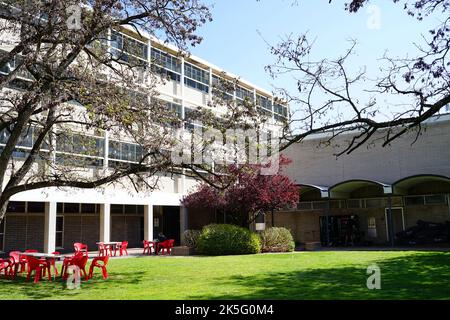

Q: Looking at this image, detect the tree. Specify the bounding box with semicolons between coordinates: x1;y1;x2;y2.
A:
0;0;267;223
181;155;300;227
268;0;450;155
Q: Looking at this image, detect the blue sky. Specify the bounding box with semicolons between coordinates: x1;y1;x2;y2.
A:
189;1;443;120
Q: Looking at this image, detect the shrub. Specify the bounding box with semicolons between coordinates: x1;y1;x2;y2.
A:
197;224;261;255
260;227;295;252
183;229;201;248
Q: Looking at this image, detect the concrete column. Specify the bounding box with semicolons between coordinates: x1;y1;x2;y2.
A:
180;206;188;245
44;202;57;254
99;203;111;243
144;204;154;241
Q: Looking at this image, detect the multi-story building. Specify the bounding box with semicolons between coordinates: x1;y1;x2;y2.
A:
0;24;289;254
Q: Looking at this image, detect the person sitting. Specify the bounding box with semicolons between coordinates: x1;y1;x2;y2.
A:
157;232;167;242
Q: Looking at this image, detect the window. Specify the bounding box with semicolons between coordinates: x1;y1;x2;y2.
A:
236;86;253;102
110;30;148;64
56;133;105;158
184;63;209;93
56;216;64;248
7;201;25;213
404;196;425;206
27;202;45;213
274;103;288;121
425;194;447;205
64;203;80;214
108;140;143;163
151;48;181;74
212;75;234;100
81;203;98;214
0;219;4;251
256;95;272;112
111;204;124;214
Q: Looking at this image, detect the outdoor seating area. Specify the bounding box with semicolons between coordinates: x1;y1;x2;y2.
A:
0;238;176;285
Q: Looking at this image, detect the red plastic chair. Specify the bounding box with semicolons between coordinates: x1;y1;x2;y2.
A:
25;249;38;253
25;256;51;284
0;258;13;279
61;251;89;280
143;240;154;255
9;251;27;278
98;242;106;256
74;243;88;254
157;239;175;255
88;256;109;280
118;241;128;256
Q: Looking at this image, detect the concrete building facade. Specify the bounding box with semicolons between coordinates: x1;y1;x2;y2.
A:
273;114;450;246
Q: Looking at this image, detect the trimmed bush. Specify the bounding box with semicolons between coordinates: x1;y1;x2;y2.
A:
197;224;261;255
260;227;295;252
182;229;201;248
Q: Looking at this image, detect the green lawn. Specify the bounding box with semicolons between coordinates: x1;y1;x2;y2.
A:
1;251;449;300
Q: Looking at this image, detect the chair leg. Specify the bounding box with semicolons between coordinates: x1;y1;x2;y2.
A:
101;266;108;279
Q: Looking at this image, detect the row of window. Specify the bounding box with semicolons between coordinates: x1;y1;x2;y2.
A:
294;194;448;211
4;201;145;215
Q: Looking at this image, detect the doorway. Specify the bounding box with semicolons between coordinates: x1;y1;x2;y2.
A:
385;207;405;242
162;206;180;245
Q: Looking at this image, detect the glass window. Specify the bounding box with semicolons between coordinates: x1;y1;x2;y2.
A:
27;202;45;213
110;30;148;63
111;204;124;214
7;201;25;213
184;63;210;93
425;194;446;205
150;48;181;73
256;95;272;111
64;203;80;214
124;205;138;215
236;86;253;101
405;196;425;206
81;203;97;214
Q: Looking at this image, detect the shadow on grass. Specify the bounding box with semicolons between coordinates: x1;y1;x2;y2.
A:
0;268;146;300
189;252;450;300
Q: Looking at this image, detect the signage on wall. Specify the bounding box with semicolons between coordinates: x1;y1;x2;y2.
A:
154;217;159;227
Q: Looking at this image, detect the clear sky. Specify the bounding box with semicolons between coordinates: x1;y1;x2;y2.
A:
188;0;444;121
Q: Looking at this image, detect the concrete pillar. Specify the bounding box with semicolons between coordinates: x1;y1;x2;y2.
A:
180;206;188;245
44;202;57;254
100;203;110;243
144;204;154;241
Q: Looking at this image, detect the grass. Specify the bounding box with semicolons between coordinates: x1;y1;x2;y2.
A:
0;251;449;300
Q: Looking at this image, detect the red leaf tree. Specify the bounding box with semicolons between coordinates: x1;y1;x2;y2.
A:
182;155;300;227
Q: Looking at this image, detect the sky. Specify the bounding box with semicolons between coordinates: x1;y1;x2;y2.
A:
188;0;445;123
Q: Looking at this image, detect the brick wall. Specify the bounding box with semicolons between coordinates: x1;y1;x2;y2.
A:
62;214;99;253
3;214;44;252
111;215;142;248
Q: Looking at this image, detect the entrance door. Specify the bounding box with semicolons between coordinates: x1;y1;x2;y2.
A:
384;208;405;242
162;206;180;245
